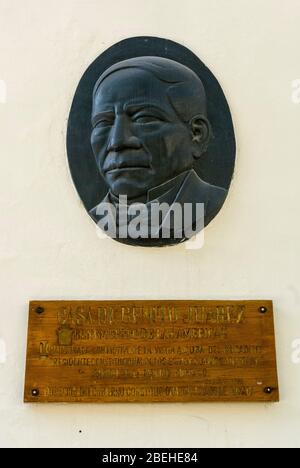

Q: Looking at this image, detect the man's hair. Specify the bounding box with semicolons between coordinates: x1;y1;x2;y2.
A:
93;56;208;123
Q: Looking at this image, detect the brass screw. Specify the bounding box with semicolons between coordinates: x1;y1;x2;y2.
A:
264;387;273;395
31;388;40;397
259;306;268;314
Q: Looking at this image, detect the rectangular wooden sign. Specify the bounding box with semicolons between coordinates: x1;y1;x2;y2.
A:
24;300;279;403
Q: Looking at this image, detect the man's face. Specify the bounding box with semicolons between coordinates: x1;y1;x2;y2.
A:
91;68;194;200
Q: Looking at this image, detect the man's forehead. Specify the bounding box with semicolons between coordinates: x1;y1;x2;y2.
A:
93;68;168;108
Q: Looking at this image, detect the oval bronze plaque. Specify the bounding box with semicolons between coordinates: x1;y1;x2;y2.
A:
67;37;236;247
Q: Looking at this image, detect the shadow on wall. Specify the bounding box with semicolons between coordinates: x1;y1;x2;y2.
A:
0;338;6;364
0;80;7;103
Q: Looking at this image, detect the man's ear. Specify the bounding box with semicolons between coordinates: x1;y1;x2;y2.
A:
190;115;211;159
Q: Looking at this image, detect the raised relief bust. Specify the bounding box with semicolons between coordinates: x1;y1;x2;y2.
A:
89;57;227;247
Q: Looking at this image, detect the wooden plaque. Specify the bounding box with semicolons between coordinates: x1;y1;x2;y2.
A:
24;300;279;403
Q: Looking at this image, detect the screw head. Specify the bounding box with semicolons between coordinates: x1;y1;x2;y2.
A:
35;306;44;315
264;387;273;395
259;306;268;314
31;388;40;397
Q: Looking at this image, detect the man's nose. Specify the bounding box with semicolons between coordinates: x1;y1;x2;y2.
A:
108;115;141;152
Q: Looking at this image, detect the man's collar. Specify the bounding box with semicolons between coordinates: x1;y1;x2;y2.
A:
108;170;191;206
147;171;189;203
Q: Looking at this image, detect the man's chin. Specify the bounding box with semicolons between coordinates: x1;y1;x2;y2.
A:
105;174;152;201
109;184;148;202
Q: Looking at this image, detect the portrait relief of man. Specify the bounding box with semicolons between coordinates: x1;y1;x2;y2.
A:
67;38;235;248
88;56;228;246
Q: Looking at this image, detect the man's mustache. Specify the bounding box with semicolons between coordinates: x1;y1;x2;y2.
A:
103;147;151;173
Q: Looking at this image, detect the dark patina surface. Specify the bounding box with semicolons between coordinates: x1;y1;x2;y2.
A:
67;37;236;246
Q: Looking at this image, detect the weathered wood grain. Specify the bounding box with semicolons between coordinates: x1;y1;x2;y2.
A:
24;300;279;403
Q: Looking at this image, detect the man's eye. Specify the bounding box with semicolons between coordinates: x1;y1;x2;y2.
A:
133;115;163;124
94;119;114;128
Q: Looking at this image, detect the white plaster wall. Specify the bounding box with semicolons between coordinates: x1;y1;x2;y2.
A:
0;0;300;448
